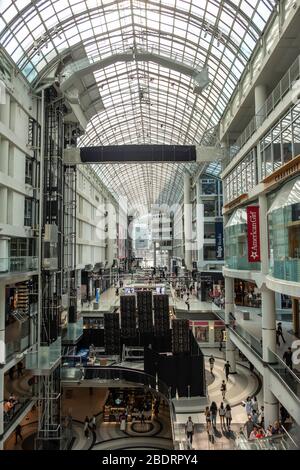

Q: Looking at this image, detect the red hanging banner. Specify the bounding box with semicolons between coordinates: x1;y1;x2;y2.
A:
247;206;261;262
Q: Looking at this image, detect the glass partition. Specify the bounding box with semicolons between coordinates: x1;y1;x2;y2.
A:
224;208;261;271
268;178;300;282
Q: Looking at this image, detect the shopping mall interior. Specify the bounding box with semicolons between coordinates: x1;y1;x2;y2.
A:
1;0;300;452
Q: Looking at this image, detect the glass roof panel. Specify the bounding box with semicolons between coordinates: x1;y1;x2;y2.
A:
0;0;276;208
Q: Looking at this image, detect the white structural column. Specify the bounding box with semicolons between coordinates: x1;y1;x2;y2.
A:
255;84;267;127
183;173;193;271
259;193;279;425
0;92;10;127
224;275;237;373
0;282;5;449
106;202;116;269
195;180;204;269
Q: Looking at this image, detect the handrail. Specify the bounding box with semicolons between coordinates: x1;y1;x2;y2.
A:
61;364;178;445
268;349;300;385
227;54;300;161
281;424;299;448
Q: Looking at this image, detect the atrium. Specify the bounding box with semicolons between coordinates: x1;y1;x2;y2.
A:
0;0;300;453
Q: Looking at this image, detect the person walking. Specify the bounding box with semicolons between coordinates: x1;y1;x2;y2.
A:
205;407;211;432
15;424;23;445
259;406;264;428
225;404;232;430
224;361;231;381
244;397;252;417
17;361;23;378
210;401;218;428
283;347;293;370
84;416;90;439
220;380;227;401
185;416;194;445
277;322;286;344
185;299;190;311
91;414;96;432
209;355;215;376
251;396;258;412
219;402;226;427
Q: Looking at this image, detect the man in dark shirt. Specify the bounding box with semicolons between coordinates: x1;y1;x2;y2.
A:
283;347;293;370
277;322;286;344
224;361;231;381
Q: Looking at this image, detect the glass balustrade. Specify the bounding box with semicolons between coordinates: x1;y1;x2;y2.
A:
229;323;262;358
235;428;298;450
267;349;300;400
0;257;38;274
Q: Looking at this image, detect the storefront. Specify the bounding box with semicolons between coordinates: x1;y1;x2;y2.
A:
189;319;225;348
103;388;155;423
224;207;261;271
196;271;224;302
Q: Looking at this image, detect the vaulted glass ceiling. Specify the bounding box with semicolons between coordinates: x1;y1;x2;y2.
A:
0;0;276;208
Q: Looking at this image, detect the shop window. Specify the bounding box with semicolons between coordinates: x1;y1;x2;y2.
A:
24;198;33;227
204;245;216;260
204;222;215;239
25;157;33;185
194;326;209;342
268;180;300;282
204;200;216;217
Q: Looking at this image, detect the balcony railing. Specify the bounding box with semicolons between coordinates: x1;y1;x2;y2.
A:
0;256;38;274
3;396;35;433
227;55;300;161
235;427;298;450
267;349;300;401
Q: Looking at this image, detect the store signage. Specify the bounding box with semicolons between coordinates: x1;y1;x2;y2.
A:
247;206;261;263
263;154;300;187
215;221;224;260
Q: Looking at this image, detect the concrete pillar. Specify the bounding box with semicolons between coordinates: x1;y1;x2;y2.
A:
259;193;279;419
184;174;192;271
196;180;204;269
0;138;9;174
0;187;8;224
0;281;6;368
292;298;300;337
255;84;267;127
263;368;279;428
0;92;10;127
0;239;9;272
261;287;277;363
224;276;236;373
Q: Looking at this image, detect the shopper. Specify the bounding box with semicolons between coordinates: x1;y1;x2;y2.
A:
185;299;190;311
17;361;23;378
244;415;254;438
225;404;232;430
280;405;289;425
219;402;226;427
209;355;215;375
277;322;286;344
15;424;23;444
91;414;96;431
251;396;258;412
8;366;15;381
259;406;264;427
244;397;252;416
249;426;259;440
252;409;259;426
210;401;218;428
283;347;293;370
223;361;231;381
185;416;194;445
220;380;226;400
84;416;90;438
